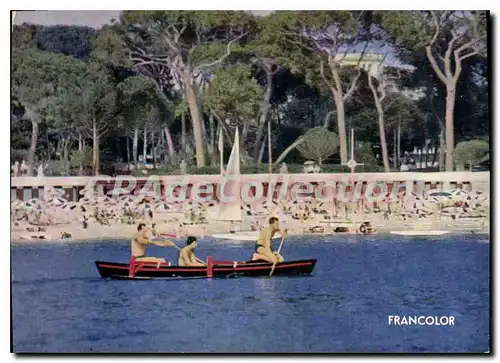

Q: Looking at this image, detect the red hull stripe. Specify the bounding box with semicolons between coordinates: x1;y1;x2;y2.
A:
98;264;206;272
214;262;311;271
158;233;177;238
98;262;312;272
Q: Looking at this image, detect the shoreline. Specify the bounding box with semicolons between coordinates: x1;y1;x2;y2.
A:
11;218;489;245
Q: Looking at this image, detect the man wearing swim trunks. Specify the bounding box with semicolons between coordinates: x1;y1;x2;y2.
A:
253;217;286;264
178;236;206;267
131;223;172;265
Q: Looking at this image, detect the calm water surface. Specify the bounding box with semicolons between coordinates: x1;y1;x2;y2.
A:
11;234;489;353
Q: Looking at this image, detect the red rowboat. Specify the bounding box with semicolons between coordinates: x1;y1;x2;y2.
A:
95;256;316;280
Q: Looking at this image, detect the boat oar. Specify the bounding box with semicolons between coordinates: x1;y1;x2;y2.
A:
269;235;286;277
156;239;206;265
276;233;287;255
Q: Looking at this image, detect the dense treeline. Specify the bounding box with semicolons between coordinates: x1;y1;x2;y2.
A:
11;11;489;176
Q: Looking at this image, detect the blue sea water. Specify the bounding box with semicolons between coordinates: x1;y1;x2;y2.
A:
11;234;489;353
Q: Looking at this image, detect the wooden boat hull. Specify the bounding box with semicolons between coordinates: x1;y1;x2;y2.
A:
95;259;317;280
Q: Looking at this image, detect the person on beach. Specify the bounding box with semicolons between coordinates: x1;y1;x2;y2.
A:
131;223;171;266
11;161;19;177
178;236;205;267
252;217;286;264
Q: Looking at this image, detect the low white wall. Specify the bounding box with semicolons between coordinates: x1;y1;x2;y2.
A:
10;172;490;188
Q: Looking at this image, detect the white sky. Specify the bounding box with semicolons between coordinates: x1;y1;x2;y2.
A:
13;10;273;28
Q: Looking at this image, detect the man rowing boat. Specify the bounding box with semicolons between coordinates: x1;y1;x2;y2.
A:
178;236;206;267
131;223;173;266
253;217;286;264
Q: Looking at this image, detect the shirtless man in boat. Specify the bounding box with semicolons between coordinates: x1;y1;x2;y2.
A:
178;236;206;267
131;223;172;265
253;217;287;264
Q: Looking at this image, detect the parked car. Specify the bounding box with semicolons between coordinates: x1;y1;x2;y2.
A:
472;164;489;172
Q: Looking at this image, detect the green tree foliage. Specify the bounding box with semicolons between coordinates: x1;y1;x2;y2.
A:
90;25;132;68
380;11;487;171
33;25;97;59
53;63;119;174
355;144;378;165
117;75;168;165
262;11;373;164
118;11;257;167
10;14;489;175
12;24;36;49
204;65;263;124
12;48;85;175
118;75;162;128
453;139;489;170
69;146;93;169
296;127;340;165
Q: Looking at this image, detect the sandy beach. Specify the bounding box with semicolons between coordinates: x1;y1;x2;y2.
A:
10;180;489;244
11;214;489;245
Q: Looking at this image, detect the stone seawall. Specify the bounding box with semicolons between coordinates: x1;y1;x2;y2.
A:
11;172;490;202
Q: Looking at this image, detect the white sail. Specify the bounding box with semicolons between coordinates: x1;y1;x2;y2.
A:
218;128;242;221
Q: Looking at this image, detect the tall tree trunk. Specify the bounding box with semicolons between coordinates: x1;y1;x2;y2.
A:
201;114;208;145
241;120;250;163
267;120;272;173
126;135;130;169
377;112;390;172
57;137;64;163
62;138;70;175
393;130;397;169
252;69;274;158
133;127;139;167
445;86;456;171
182;70;206;167
143;125;147;166
425;139;430;169
439;123;445;172
208;112;216;166
45;130;51;162
155;132;162;165
164;126;175;163
151;131;156;169
27;119;39;176
397;119;401;169
78;133;84;176
160;130;166;162
432;138;438;166
242;120;250;144
201;116;213;164
258;133;267;165
92;118;99;176
332;92;348;164
181;113;187;155
321;57;362;165
323;111;334;129
424;24;478;172
368;74;390;172
213;122;220;166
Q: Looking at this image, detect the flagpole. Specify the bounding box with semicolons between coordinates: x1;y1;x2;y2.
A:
268;121;272;174
351;127;354;162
